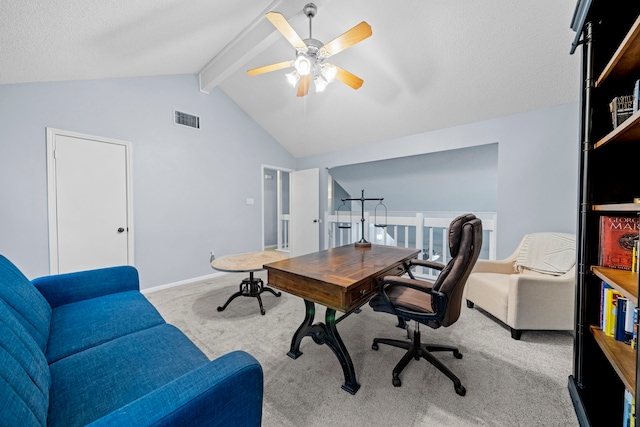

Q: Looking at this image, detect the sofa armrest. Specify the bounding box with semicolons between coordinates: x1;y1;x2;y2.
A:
88;350;264;427
471;258;515;275
32;266;139;308
507;268;576;330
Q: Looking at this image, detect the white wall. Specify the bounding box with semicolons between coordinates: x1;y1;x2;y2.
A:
0;74;295;289
297;103;580;258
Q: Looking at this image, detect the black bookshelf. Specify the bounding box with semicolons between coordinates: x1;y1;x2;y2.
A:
570;2;640;426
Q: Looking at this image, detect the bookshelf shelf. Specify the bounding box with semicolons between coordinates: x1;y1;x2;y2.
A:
591;326;636;392
592;266;639;304
593;109;640;149
596;14;640;87
593;203;640;212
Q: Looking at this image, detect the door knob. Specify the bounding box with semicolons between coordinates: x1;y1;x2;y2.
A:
117;227;125;233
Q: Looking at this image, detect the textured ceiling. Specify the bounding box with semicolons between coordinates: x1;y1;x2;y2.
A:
0;0;580;158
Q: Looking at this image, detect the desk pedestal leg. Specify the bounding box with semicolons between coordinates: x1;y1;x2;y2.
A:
287;300;360;395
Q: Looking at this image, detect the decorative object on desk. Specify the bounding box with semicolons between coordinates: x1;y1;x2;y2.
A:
247;3;372;97
598;215;640;270
373;200;387;228
341;189;385;247
336;200;352;229
609;95;634;128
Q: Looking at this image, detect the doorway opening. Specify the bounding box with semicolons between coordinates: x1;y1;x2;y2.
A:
262;166;291;252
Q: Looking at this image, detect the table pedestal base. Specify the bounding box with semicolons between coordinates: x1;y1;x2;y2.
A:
287;300;360;394
217;272;281;315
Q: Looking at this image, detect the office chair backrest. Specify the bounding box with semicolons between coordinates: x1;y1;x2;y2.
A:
431;214;483;327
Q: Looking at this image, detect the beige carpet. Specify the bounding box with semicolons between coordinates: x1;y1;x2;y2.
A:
146;272;578;427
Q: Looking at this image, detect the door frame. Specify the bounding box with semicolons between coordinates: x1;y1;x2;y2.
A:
261;164;293;251
46;128;134;274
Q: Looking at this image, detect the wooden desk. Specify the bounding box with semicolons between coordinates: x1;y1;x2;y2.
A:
211;250;288;315
264;244;420;394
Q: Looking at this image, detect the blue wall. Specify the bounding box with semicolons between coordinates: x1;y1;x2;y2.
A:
329;143;498;212
0;74;295;289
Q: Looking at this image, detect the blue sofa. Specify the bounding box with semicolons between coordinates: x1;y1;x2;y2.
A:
0;255;263;426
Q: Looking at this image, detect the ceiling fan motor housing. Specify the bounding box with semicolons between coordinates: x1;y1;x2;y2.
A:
304;3;317;19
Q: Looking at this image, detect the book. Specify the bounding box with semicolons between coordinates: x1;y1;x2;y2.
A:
599;215;640;270
634;308;639;350
624;388;633;427
603;287;623;337
625;300;637;344
610;95;634;128
635;79;640;113
616;298;628;342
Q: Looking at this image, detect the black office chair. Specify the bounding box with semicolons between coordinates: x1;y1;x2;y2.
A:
369;214;482;396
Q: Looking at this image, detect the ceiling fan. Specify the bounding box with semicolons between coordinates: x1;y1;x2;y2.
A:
247;3;372;97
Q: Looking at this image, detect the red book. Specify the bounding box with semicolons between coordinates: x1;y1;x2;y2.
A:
599;215;640;270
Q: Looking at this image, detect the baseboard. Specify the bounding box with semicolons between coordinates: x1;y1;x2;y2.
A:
568;375;590;427
141;271;227;294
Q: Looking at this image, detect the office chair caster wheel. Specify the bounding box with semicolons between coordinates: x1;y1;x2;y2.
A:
455;385;466;396
454;351;462;359
392;375;402;387
372;343;379;351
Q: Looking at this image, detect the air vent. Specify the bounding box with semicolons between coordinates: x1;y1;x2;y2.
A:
174;110;200;129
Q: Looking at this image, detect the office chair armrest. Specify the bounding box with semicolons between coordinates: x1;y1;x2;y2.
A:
407;259;446;271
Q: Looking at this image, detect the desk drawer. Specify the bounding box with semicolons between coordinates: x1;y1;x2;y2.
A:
347;263;407;307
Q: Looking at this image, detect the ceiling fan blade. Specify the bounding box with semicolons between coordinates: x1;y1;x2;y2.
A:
247;61;292;76
334;66;364;90
321;21;372;57
266;12;308;53
297;74;312;97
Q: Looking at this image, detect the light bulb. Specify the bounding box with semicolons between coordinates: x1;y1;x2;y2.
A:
321;63;337;82
294;55;312;76
314;75;328;93
285;71;299;87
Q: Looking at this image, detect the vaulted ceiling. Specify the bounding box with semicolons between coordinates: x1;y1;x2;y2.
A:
1;0;580;158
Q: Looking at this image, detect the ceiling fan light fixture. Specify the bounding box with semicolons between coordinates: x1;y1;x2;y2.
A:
321;63;337;82
286;70;299;87
294;55;312;76
314;75;328;93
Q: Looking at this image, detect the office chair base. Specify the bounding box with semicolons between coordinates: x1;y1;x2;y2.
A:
372;329;466;396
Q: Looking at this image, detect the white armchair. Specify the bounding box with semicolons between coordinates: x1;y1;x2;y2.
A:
465;233;576;340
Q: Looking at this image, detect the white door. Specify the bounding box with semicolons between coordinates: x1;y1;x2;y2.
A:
290;168;319;257
47;129;133;274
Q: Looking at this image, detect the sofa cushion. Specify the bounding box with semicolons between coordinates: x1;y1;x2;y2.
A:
466;272;509;322
45;291;166;363
0;299;51;427
48;324;209;427
0;255;51;352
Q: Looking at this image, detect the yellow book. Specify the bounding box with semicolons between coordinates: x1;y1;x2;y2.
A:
605;289;624;337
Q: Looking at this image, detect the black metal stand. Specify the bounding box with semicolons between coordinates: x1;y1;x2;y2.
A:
216;271;281;315
287;300;360;394
342;190;384;248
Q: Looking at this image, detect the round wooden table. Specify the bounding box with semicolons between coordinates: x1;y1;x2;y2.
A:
211;250;288;315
